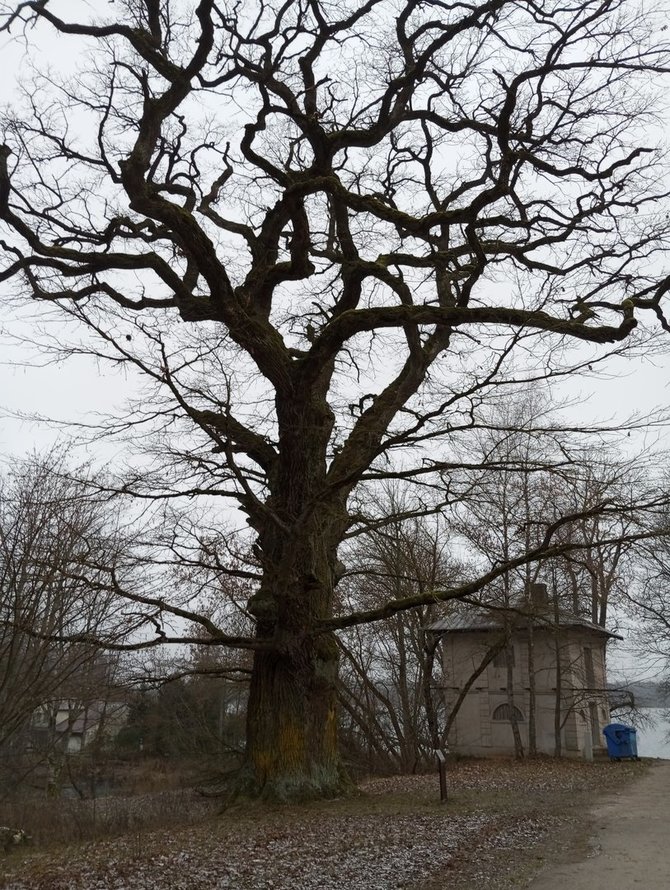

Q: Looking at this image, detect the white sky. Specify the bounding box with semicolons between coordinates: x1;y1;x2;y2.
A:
2;7;669;458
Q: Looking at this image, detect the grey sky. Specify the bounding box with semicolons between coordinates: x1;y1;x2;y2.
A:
2;0;670;689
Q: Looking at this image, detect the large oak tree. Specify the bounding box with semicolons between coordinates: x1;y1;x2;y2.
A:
1;0;670;799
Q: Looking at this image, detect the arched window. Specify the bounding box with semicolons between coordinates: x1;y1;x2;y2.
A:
492;703;524;722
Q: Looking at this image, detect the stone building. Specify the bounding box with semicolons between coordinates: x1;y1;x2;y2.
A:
428;586;621;759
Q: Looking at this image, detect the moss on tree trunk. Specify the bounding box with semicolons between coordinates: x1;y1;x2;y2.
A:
241;630;349;801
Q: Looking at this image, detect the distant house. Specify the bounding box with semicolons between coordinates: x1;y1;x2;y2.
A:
31;699;127;755
427;584;622;759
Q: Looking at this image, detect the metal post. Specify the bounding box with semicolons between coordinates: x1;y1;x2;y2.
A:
436;749;448;803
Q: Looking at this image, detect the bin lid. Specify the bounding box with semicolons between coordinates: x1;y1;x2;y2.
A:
603;722;635;736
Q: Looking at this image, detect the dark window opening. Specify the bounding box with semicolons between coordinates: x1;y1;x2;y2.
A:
492;703;524;722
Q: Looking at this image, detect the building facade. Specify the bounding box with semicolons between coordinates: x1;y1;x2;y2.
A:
429;600;620;759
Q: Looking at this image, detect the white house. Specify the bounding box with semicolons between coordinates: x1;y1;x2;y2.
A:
428;586;621;759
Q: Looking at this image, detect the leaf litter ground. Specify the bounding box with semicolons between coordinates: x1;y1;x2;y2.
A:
0;758;646;890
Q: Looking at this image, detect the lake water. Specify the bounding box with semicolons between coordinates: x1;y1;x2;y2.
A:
631;708;670;759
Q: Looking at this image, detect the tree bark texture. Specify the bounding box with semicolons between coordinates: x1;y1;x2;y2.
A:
244;633;345;800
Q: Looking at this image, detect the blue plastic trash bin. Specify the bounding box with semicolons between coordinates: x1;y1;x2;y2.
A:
603;723;638;760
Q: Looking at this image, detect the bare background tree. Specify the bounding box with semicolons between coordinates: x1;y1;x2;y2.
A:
0;450;125;793
337;491;457;774
626;506;670;695
1;0;670;799
428;392;659;759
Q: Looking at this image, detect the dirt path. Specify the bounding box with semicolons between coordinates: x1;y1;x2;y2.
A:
529;761;670;890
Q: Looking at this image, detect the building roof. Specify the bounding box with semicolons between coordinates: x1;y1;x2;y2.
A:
427;608;623;639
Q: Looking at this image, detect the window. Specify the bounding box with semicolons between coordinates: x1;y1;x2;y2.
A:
583;647;595;688
492;703;524;722
492;645;515;669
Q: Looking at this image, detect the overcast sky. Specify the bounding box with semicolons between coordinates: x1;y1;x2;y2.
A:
1;5;669;439
2;9;670;461
2;3;670;685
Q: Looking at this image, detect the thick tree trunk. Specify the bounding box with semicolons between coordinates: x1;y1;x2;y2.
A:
242;630;347;800
241;529;348;800
237;393;352;800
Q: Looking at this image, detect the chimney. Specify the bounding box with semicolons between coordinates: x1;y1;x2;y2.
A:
528;582;548;609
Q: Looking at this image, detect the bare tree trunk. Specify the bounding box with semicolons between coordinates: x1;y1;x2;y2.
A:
442;639;506;741
527;621;537;757
422;633;442;751
244;633;344;800
242;543;349;799
590;561;599;625
566;563;581;614
553;634;563;757
238;395;355;800
506;639;524;760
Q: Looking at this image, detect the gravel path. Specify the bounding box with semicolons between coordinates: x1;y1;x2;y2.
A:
529;761;670;890
0;759;646;890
